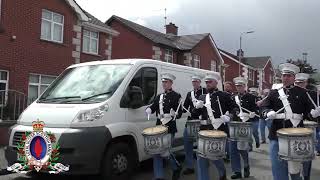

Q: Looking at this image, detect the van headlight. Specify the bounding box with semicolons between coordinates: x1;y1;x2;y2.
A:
73;104;108;123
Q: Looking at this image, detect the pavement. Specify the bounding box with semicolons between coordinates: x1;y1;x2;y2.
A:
1;140;320;180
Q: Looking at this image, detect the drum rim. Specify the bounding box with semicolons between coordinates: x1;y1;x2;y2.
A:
229;121;252;125
186;119;201;122
142;125;168;135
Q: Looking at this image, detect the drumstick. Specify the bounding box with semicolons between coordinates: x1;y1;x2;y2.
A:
182;105;191;115
147;114;150;121
217;96;223;117
173;98;183;120
306;91;317;109
239;107;260;118
275;103;291;114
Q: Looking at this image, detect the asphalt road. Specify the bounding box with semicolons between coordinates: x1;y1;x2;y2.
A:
1;140;320;180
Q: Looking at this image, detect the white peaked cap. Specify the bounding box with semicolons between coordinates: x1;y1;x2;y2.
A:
204;72;221;82
161;73;176;81
295;73;310;82
279;63;300;75
249;87;259;93
233;76;248;85
191;74;203;81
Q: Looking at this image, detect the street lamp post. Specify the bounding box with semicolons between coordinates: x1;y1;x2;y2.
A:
238;31;255;76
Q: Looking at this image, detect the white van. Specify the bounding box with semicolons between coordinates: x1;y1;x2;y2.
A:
5;59;221;179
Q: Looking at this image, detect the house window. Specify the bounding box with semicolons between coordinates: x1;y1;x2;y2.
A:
269;74;273;84
193;54;200;68
165;49;173;63
41;9;64;43
0;70;9;106
211;60;217;71
28;74;57;104
83;29;99;54
262;71;266;82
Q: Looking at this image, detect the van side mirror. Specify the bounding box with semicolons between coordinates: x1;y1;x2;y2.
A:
127;86;144;109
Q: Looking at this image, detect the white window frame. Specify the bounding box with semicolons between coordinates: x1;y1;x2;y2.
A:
164;49;173;63
211;60;217;71
193;54;201;68
28;74;57;103
0;70;9;106
41;9;64;43
262;71;266;83
269;74;273;84
82;29;99;55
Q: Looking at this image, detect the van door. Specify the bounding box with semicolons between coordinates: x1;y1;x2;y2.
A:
120;65;159;159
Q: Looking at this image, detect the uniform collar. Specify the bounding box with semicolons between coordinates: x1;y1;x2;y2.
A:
164;89;173;94
208;88;218;94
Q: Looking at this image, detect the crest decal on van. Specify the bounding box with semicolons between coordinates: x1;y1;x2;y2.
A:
7;119;69;174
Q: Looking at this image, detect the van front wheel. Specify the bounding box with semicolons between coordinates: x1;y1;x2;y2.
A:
101;142;135;180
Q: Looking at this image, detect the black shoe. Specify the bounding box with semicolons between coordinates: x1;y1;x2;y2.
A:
172;166;182;180
316;151;320;156
244;166;250;178
261;140;266;144
182;168;194;175
256;142;260;148
231;172;242;179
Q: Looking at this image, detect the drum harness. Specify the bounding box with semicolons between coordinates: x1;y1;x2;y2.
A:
203;92;227;129
277;88;303;128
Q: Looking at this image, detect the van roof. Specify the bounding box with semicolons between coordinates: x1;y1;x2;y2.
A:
68;59;219;75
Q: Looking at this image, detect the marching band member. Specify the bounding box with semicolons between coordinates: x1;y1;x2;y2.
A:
145;73;183;180
229;77;259;179
257;88;271;143
261;63;314;180
194;73;236;180
248;87;261;149
181;74;207;175
295;73;320;180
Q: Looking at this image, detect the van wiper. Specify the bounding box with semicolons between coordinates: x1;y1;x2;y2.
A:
38;96;82;102
82;91;112;101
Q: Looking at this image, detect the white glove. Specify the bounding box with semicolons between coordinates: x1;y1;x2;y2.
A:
145;108;152;115
221;115;230;123
170;108;175;116
311;108;320;118
266;110;276;120
249;112;256;118
195;100;204;109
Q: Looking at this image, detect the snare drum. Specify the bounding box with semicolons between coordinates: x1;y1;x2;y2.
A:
185;120;201;139
229;121;253;142
277;128;315;162
304;120;318;144
197;130;227;160
142;126;171;155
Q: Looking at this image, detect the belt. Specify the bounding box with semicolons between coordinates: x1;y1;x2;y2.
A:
274;113;303;120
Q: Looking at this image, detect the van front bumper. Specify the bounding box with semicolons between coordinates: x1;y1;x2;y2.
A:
5;125;112;175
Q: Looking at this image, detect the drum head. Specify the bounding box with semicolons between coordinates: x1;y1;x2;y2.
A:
142;125;168;135
277;128;313;136
187;119;201;123
304;121;317;125
199;130;227;138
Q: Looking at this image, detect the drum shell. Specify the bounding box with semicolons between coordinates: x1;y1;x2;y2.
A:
197;131;227;160
185;120;201;139
229;121;253;142
277;129;315;162
142;129;171;155
304;121;318;144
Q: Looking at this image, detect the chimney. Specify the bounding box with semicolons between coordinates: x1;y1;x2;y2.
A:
237;49;244;59
166;22;178;35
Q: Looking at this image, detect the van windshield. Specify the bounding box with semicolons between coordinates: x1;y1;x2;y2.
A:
38;64;132;103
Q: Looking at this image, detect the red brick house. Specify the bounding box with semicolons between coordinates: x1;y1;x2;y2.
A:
0;0;118;119
219;49;274;93
106;15;224;76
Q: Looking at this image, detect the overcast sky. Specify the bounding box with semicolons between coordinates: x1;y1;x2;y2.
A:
76;0;320;70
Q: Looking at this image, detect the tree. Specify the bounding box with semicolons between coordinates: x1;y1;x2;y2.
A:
286;59;318;90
